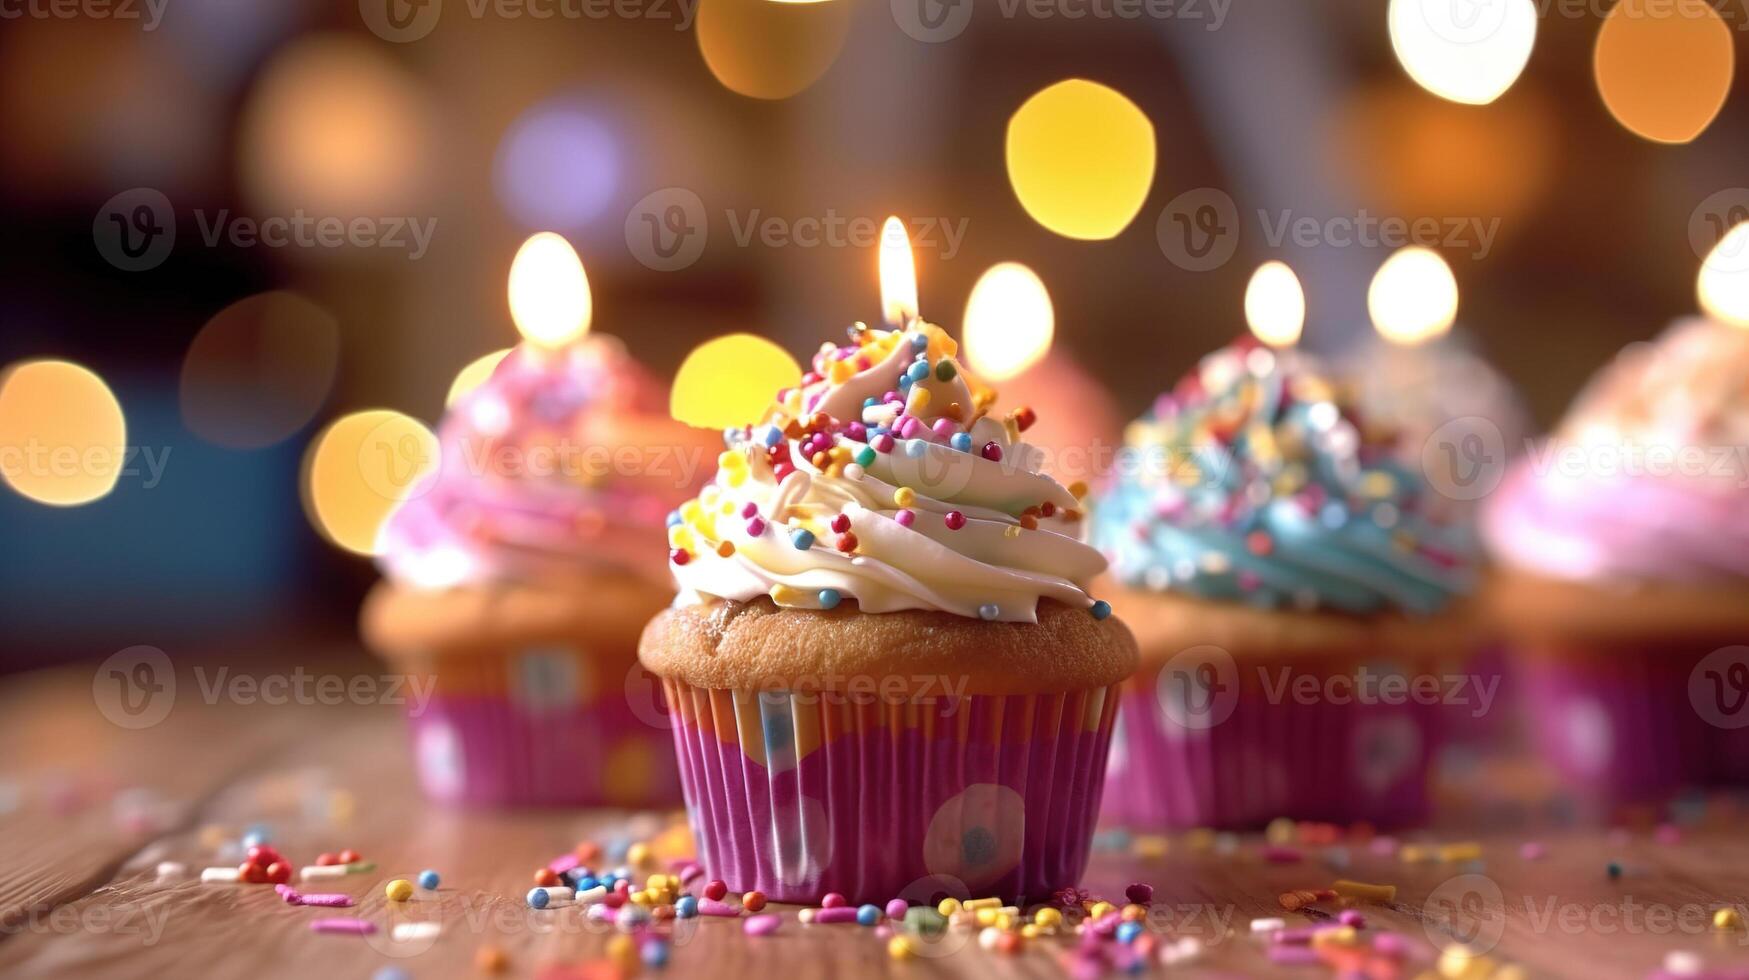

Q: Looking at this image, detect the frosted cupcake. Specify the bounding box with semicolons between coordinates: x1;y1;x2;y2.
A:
1483;318;1749;802
639;320;1136;904
362;336;714;806
1092;339;1478;829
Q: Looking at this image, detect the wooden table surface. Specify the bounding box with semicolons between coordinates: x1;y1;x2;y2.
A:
2;656;1748;980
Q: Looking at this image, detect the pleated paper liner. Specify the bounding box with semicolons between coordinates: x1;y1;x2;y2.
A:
391;645;681;808
662;679;1122;905
1100;651;1446;830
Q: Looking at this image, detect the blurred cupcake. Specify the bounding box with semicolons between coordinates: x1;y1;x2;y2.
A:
363;336;714;807
1092;339;1479;829
1483;317;1749;803
639;320;1136;904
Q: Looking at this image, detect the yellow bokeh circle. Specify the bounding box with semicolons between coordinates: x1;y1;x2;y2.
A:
302;409;439;555
670;334;801;430
1006;79;1157;241
0;359;127;506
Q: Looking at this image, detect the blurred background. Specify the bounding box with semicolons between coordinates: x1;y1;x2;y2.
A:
3;0;1746;666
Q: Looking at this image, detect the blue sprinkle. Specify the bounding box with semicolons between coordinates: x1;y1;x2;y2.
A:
818;589;841;610
863;396;879;408
1090;600;1112;620
906;361;929;382
1320;502;1348;528
642;940;670;967
1116;921;1143;944
676;896;698;918
898;375;914;393
372;969;412;980
665;510;683;528
905;439;927;458
978;604;1000;621
791;528;816;550
612;865;633;880
758;424;784;448
722;427;740;448
910;333;929;350
527;887;550;909
949;432;972;452
576;875;598;891
242;826;271;847
417;869;440;890
857;904;881;926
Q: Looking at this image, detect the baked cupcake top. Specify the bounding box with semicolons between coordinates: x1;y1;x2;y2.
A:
1483;317;1749;585
1091;339;1475;615
665;320;1112;624
378;335;711;590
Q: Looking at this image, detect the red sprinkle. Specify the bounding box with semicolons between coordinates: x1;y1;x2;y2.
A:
1013;406;1037;432
670;548;691;566
836;533;858;553
830;514;851;534
944;511;966;530
981;442;1003;462
704;880;728;901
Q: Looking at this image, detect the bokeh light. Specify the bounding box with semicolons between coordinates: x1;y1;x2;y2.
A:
180;291;340;450
494;98;621;232
1368;247;1459;346
963;263;1055;382
508;233;594;348
1698;222;1749;329
671;334;802;429
878;216;919;327
1006;80;1156;240
302;410;439;556
1388;0;1536;106
446;349;514;408
0;360;127;507
1594;0;1732;144
696;0;853;100
1244;261;1306;348
240;34;431;218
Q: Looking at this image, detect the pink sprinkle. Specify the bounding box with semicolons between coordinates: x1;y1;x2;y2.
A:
547;853;581;875
741;502;759;518
1655;824;1682;845
1261;845;1302;863
1519;842;1547;860
1237;570;1262;591
894;509;915;528
1338;909;1365;928
1369;836;1398;856
809;907;859;924
678;864;703;884
822;892;847;908
931;418;956;439
746;517;766;537
885;899;908;920
299;893;355;907
872;434;895;453
275;885;302;904
698;899;741;918
1268;946;1321;965
899;417;922;440
743;914;781;937
310;918;375;935
1372;932;1412;958
944;511;966;530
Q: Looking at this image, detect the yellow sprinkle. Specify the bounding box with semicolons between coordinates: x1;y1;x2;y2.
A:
1133;834;1170;859
1438;842;1483;863
1068;480;1088;499
727;470;747;488
1033;907;1062;929
964;898;1002;911
937;898;962;916
887;935;915;960
718;450;747;471
1362;471;1397;498
667;526;694;550
1120;905;1146;922
607;934;638;970
996;913;1017;930
1715;907;1743;929
680;500;703;522
1399;845;1432;864
1088;901;1115;919
1311;926;1357;947
631;890;653;906
1003;525;1021;538
769;584;805;605
1332;880;1397;903
975;908;999;927
385;879;414;902
829;360;855;383
893;486;916;507
1265;817;1297;844
1186;828;1215;852
1020;924;1040;939
906;387;932;415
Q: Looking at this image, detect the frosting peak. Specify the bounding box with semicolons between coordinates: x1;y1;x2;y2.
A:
1092;340;1476;615
666;321;1110;623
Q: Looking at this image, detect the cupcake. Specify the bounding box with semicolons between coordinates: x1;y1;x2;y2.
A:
639;320;1136;905
1092;339;1479;829
1482;317;1749;803
362;336;714;807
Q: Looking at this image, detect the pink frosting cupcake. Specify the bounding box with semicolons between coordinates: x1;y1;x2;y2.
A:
362;336;716;806
1483;318;1749;804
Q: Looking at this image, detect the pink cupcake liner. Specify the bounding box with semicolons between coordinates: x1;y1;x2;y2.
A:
663;679;1121;905
1516;644;1748;803
1101;658;1442;830
401;654;681;808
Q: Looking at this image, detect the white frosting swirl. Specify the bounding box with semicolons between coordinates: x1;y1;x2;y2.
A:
666;322;1108;623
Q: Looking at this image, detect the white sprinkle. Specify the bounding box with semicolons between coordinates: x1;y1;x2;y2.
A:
1664;951;1702;976
539;886;575;901
200;867;241;883
299;865;348;881
574;885;608;905
156;861;187;880
391;922;442;942
1250;917;1285;934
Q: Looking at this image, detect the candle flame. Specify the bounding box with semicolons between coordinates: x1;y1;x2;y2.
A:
964;262;1055;382
1243;261;1305;348
1368;246;1458;346
878;216;918;327
1697;220;1749;329
508;232;593;347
